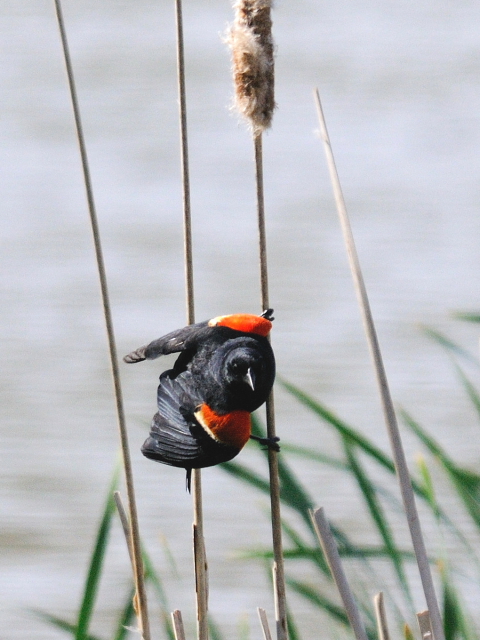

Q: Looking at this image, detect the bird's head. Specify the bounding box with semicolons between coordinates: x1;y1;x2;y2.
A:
203;335;275;412
224;347;264;391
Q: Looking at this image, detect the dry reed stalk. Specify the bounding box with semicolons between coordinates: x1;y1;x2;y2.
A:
257;608;273;640
311;508;369;640
174;2;209;639
313;88;444;640
417;610;434;640
229;4;286;640
373;593;391;640
172;610;187;640
52;1;150;637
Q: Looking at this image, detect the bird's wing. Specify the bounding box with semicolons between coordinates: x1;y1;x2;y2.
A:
123;321;210;363
141;370;239;468
142;371;203;465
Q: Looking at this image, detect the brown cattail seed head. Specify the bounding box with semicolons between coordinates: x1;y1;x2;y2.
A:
228;0;275;135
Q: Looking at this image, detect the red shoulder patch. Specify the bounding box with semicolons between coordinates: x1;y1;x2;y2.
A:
194;404;251;450
208;313;272;337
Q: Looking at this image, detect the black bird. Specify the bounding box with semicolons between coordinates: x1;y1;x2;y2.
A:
124;309;278;490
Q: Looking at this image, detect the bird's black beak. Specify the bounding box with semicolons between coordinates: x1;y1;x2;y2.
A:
243;368;255;391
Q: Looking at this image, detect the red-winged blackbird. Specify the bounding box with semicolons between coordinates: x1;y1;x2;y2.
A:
124;309;277;490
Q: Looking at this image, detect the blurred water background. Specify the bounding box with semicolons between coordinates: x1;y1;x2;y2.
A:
2;0;480;638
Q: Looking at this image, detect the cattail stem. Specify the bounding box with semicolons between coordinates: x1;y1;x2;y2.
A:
314;88;445;640
53;2;150;637
254;133;287;640
230;2;284;634
174;1;208;639
255;134;269;303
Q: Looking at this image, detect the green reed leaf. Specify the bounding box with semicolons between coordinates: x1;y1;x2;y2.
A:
112;589;136;640
31;610;102;640
76;461;121;640
343;441;412;606
285;577;349;626
421;326;479;368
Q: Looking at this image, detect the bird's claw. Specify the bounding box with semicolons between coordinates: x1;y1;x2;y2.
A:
250;434;280;452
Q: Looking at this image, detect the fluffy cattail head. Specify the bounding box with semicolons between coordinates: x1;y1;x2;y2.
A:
228;0;275;135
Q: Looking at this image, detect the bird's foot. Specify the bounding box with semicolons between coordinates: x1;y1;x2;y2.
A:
250;434;280;452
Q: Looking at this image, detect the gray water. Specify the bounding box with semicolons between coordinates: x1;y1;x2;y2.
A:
2;0;480;638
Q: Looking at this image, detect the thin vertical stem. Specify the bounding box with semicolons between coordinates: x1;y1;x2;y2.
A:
311;508;369;640
255;134;269;307
174;2;208;640
53;2;150;638
417;610;434;640
374;593;391;640
254;133;288;640
192;471;209;640
175;0;195;326
172;610;187;640
313;88;444;640
257;608;274;640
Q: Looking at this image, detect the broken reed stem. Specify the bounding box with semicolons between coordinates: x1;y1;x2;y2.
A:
417;610;434;640
373;593;391;640
174;1;208;639
52;2;150;638
172;610;187;640
313;88;445;640
192;473;209;640
255;133;287;640
257;607;273;640
311;508;369;640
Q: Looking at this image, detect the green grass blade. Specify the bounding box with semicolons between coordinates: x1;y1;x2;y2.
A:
252;414;321;531
75;462;121;640
453;311;480;324
416;455;441;521
143;549;169;610
280;518;329;573
343;441;412;606
31;610;103;640
279;378;433;505
277;442;348;471
286;606;302;640
421;326;479;368
402;410;480;538
240;545;416;562
142;547;175;640
226;416;317;531
454;363;480;424
404;624;415;640
278;378;395;472
112;588;136;640
208;615;225;640
221;460;271;494
285;577;349;626
440;562;475;640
